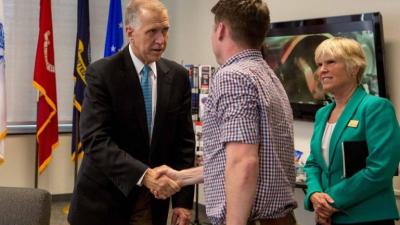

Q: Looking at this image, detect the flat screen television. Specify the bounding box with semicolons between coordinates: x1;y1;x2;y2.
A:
263;12;386;120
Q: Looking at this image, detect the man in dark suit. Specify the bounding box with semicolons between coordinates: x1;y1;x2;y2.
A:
68;1;195;225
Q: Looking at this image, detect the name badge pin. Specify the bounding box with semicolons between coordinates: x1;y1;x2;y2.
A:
348;120;359;128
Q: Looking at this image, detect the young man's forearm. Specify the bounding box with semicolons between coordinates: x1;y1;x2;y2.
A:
179;166;204;186
225;143;259;225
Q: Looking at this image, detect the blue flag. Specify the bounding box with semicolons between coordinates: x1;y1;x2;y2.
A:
72;0;90;161
104;0;123;57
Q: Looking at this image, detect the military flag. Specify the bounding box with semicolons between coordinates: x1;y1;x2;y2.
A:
33;0;58;173
71;0;90;161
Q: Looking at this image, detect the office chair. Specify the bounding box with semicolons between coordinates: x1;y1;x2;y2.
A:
0;186;51;225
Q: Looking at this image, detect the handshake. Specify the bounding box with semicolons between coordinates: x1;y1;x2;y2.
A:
143;160;204;200
143;152;204;199
143;165;183;200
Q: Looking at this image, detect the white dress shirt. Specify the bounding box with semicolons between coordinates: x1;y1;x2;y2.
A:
128;45;158;186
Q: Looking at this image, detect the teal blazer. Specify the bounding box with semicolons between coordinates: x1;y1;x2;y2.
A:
304;86;400;223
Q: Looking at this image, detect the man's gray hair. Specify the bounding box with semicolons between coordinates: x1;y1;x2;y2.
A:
125;0;168;28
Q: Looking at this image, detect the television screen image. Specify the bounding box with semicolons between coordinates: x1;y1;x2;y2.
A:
264;12;386;119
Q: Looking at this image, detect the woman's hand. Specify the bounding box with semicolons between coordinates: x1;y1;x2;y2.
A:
316;213;331;225
311;192;338;223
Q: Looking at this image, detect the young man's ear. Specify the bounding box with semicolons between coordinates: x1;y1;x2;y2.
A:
216;22;225;41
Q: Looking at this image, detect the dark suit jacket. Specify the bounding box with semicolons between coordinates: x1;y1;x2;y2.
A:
68;46;195;225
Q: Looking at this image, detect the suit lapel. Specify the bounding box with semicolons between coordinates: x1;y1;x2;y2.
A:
122;46;150;144
328;86;367;166
151;59;172;150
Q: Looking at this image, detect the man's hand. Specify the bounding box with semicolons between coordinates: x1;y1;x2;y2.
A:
151;165;181;199
142;168;180;199
310;192;338;223
172;207;192;225
153;165;181;182
150;165;204;199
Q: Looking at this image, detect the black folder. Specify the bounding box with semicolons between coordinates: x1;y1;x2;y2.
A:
342;140;368;178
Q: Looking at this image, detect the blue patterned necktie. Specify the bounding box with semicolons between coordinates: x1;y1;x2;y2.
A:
141;65;152;135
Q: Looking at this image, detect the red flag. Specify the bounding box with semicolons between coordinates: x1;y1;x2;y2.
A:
33;0;58;174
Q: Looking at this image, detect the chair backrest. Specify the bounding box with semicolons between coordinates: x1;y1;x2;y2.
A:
0;186;51;225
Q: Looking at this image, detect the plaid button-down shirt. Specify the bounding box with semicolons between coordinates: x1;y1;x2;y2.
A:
203;49;297;225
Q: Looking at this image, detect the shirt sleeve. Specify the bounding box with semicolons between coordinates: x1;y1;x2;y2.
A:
136;169;149;186
214;71;260;145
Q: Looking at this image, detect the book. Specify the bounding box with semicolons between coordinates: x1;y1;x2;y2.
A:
341;140;368;178
184;64;194;89
199;65;211;94
185;64;199;120
198;93;208;121
194;121;203;148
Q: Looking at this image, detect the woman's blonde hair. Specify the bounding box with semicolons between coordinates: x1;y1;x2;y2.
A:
315;37;366;83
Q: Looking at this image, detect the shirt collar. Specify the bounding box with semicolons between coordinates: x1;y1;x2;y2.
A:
220;49;263;69
129;44;157;77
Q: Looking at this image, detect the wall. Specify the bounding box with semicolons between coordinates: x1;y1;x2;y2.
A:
0;0;128;193
163;0;400;117
3;0;132;123
163;0;400;224
0;134;75;192
1;0;400;224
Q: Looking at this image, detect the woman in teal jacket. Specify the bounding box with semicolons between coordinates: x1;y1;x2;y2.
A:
304;37;400;225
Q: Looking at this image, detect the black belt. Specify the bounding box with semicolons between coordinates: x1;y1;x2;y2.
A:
250;211;296;225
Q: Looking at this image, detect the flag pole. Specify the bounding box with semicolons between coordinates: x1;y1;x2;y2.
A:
34;90;39;189
73;119;80;184
193;146;203;225
74;153;78;184
34;142;39;188
63;137;80;215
